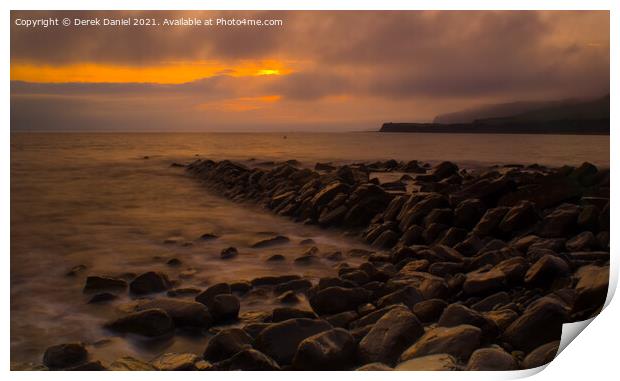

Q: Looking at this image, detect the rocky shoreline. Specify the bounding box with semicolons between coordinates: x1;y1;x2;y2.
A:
27;158;609;371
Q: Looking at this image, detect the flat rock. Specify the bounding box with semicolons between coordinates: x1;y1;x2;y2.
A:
293;328;357;370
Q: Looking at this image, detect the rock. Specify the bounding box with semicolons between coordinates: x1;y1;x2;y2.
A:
152;353;200;370
65;264;87;277
83;276;127;293
230;281;252;294
293;328;357;370
471;292;510;312
424;208;453;227
413;299;448;323
573;265;609;314
462;267;507;296
166;258;182;266
577;205;599;231
272;307;318;322
326;310;358;328
277;290;300;304
309;287;372;315
311;182;350;209
399;325;481;361
324;251;344;261
251;275;301;287
254;318;332;364
109;356;155;371
503;297;568;352
274;279;313;294
498;176;582;209
195;282;231;305
453;199;486;229
498;201;538;234
87;292;118;304
200;233;219;240
356;362;393;371
207;294;240;322
466;347;518;371
294;254;319;265
484;308;519;331
437;304;499;339
376;286;424;309
267;254;285;262
395;354;458;371
214;349;280;371
42;343;88;370
430;161;459;180
318;205;348;226
372;230;399;249
104;308;174;337
524;255;570;287
349;305;402;330
137;298;212;328
565;231;597;252
66;360;107;370
399;225;425;246
358;306;424;366
220;247;238;259
315;162;336;171
473;207;509;237
203;328;253;362
251;235;290;248
538;204;580;238
129;272;171;295
522;341;560;369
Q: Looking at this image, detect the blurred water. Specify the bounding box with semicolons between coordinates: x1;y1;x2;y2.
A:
10;132;609;365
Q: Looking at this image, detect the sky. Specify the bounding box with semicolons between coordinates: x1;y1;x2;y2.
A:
10;10;610;132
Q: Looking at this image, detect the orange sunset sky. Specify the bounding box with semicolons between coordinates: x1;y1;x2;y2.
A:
10;10;609;131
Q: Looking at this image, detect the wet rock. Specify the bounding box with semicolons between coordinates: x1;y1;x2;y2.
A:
498;176;582;209
538;204;580;238
251;235;290;248
104;308;174;337
138;298;212;328
152;353;200;370
524;255;570;287
438;304;499;340
309;286;372;315
399;225;425;246
109;356;155;371
399;193;447;231
214;349;280;371
503;297;568;352
395;354;458;371
498;201;538;234
340;270;371;285
277;290;300;304
200;233;219;240
266;254;285;262
413;299;448;323
195;282;231;305
208;294;240;322
473;207;509;237
483;308;519;331
273;279;312;294
293;328;357;370
87;292;118;304
376;286;424;309
230;281;252;294
324;251;344;261
294;254;319;265
522;341;560;369
430;161;459;180
466;347;518;371
83;276;127;293
424;208;453;227
318;205;348;226
471;292;510;312
254;318;332;364
399;325;482;361
315;162;336;171
204;328;253;362
43;343;88;370
565;231;597;252
272;307;318;322
129;271;171;295
453;199;486;229
349;305;402;330
372;230;399;249
326;310;358;328
358;306;424;366
356;362;393;371
573;265;609;314
220;246;239;259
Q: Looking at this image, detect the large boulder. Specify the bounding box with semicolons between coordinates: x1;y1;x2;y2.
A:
503;297;568;352
399;325;482;362
138;298;212;328
104;308;174;337
42;343;88;370
293;328;357;370
129;272;171;295
254;318;332;364
358;306;425;366
309;287;372;315
204;328;253;362
465;347;518;371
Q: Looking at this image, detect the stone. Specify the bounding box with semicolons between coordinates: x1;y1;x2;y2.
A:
466;347;518;371
220;247;238;259
272;307;318;322
277;290;300;304
356;362;393;371
152;353;200;370
266;254;285;262
577;205;599;231
437;303;499;340
254;318;332;364
573;265;609;314
498;201;538;234
473;207;509;237
251;275;301;287
230;281;252;294
483;309;519;331
430;161;459;180
395;354;458;371
372;230;399;249
471;292;510;312
109;356;155;371
524;255;570;287
538;204;580;238
399;325;482;361
195;282;231;305
325;310;358;328
214;349;280;371
522;341;560;369
349;305;402;330
66;360;107;371
376;286;424;309
129;271;171;295
358;306;424;366
200;233;219;240
83;276;127;293
87;292;118;304
43;343;88;370
503;297;568;352
293;328;357;370
204;328;253;362
251;235;290;248
166;258;182;266
208;294;240;322
138;298;212;328
565;231;597;252
104;308;174;337
453;199;486;229
413;299;448;323
309;287;372;315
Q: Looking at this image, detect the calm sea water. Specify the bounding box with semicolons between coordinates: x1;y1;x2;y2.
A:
10;132;609;366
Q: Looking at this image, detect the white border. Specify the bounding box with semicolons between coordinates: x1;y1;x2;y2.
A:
4;1;617;381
